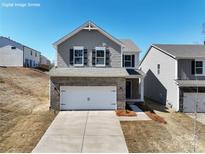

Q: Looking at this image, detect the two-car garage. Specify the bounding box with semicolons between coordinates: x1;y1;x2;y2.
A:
60;86;117;110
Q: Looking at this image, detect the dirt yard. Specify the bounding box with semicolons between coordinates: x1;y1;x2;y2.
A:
0;67;57;152
121;100;205;153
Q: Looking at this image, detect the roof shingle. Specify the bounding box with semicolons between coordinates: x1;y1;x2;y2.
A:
120;39;140;52
153;44;205;58
49;68;144;77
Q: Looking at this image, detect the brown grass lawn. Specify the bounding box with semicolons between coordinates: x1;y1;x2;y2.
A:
0;67;57;152
121;100;205;153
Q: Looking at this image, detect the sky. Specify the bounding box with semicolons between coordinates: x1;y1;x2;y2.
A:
0;0;205;61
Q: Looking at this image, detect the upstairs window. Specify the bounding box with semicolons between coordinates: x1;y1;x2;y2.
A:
95;47;105;66
35;52;37;57
30;50;32;56
73;46;84;66
11;46;16;49
123;55;135;67
195;61;203;75
157;64;160;74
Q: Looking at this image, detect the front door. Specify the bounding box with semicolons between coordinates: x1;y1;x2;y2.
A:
126;81;132;99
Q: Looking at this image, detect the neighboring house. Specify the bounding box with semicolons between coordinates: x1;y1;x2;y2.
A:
39;55;51;70
49;21;144;110
139;44;205;112
0;36;41;67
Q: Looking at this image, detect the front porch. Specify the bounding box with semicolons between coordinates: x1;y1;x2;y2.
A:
125;77;144;103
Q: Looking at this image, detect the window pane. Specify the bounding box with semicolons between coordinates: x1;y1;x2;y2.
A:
196;61;203;67
96;58;104;65
125;61;131;67
75;50;83;57
75;58;82;64
196;68;203;74
97;50;104;57
125;55;131;60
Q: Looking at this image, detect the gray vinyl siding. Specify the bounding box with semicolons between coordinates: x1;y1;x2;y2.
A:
57;29;121;68
24;46;41;67
178;59;205;80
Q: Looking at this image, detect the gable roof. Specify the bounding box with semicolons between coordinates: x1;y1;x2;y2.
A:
120;39;140;52
153;44;205;58
0;36;41;53
139;44;205;66
53;21;125;48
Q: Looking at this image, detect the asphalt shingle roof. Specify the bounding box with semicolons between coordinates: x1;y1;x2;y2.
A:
49;68;144;77
153;44;205;58
120;39;140;52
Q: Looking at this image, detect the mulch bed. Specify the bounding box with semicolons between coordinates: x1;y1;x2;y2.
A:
137;103;167;124
115;110;137;116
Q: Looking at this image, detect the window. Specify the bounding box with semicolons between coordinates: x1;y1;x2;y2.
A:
30;50;32;56
11;46;16;49
35;52;37;57
123;55;135;67
74;46;84;66
157;64;160;74
124;55;132;67
96;47;105;66
195;61;203;75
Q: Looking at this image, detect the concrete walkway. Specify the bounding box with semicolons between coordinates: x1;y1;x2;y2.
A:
32;111;128;153
118;104;151;121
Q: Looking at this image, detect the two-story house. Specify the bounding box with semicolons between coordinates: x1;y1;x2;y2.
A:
0;36;41;67
49;21;145;110
139;44;205;112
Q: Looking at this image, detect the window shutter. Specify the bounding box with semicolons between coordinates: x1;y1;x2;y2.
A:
191;60;195;75
106;49;110;66
132;55;135;67
70;48;74;65
122;55;125;67
92;49;96;66
84;49;88;65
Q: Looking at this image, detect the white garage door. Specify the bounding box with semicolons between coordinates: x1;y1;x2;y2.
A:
60;86;117;110
183;93;205;113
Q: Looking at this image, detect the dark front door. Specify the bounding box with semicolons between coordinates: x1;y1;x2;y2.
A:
126;81;131;99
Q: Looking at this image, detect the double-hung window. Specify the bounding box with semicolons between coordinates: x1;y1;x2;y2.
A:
95;47;105;66
124;55;132;67
74;46;84;66
123;55;135;67
195;61;203;75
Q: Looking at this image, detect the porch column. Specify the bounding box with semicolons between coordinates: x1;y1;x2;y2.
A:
139;78;144;101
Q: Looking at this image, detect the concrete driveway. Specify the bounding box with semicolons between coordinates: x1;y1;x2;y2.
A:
186;113;205;125
32;111;128;153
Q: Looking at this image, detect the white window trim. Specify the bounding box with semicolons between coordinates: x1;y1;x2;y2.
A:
73;46;84;66
123;54;134;68
95;47;106;67
195;60;204;76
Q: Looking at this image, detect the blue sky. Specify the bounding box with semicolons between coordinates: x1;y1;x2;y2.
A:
1;0;205;61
